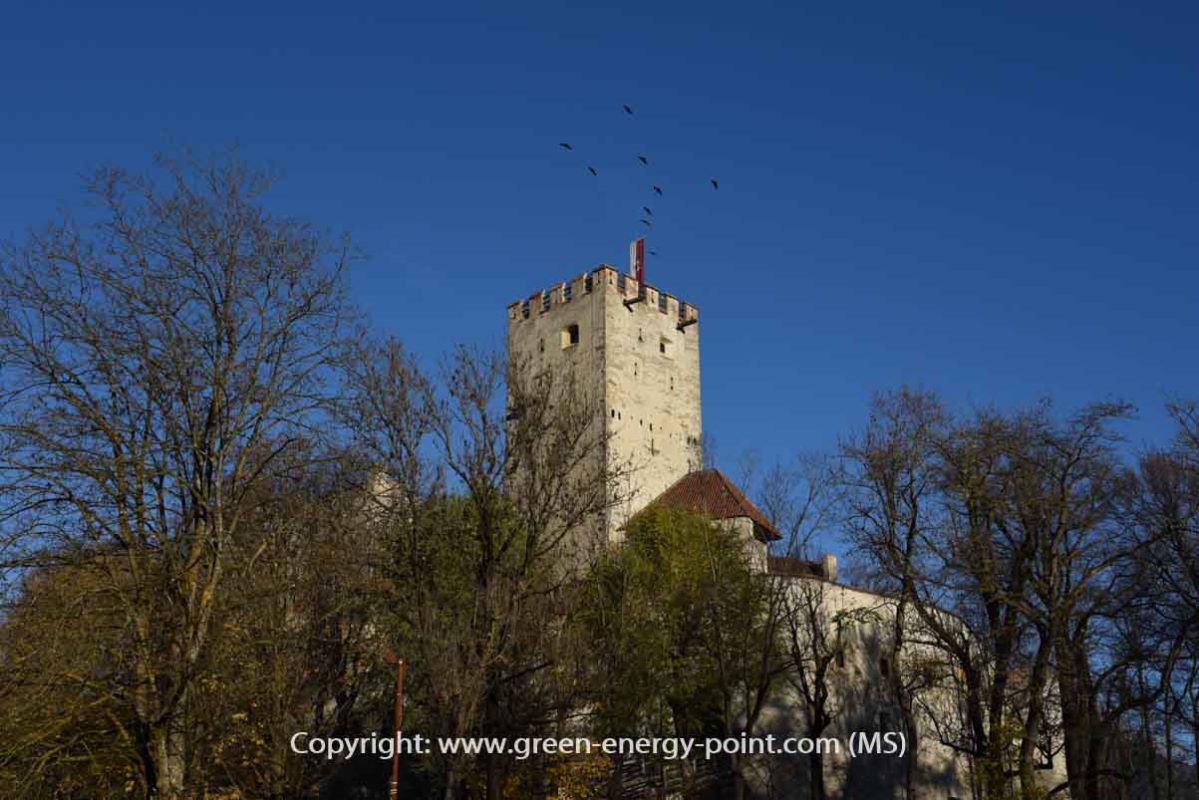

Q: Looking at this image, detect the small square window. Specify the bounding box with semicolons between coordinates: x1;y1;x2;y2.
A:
561;324;580;348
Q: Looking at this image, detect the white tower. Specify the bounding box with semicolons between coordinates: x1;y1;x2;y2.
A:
506;260;702;544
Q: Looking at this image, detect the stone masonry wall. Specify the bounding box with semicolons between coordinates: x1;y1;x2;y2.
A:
507;264;701;544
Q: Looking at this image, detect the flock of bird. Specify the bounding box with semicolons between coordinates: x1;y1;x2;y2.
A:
558;104;718;255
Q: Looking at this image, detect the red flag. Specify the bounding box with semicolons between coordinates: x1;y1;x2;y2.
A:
629;238;645;285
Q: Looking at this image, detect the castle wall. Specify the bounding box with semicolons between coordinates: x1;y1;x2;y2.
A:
597;266;702;539
506;270;608;406
749;576;1070;799
507;264;701;545
750;578;975;799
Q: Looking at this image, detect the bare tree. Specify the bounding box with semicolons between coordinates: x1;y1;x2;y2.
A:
841;388;948;798
0;152;350;798
736;454;841;798
839;389;1199;800
1017;402;1147;800
1123;403;1199;800
781;577;866;800
335;341;625;799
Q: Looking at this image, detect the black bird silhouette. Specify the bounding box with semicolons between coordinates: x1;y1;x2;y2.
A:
637;154;649;165
649;250;658;256
640;219;652;227
710;178;719;190
588;166;598;176
559;143;573;150
642;206;653;216
623;104;634;115
652;185;662;195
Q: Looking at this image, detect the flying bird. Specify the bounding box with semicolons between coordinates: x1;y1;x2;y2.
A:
640;218;652;227
649;250;658;256
642;206;653;216
637;155;649;165
710;178;719;190
588;166;598;176
623;104;634;115
652;185;662;195
559;143;573;150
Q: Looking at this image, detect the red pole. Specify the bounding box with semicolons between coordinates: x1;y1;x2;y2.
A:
385;654;407;800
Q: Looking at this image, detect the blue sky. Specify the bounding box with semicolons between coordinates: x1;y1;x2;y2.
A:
2;0;1197;471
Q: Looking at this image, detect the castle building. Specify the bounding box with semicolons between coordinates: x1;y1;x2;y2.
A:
507;261;703;544
504;251;1057;799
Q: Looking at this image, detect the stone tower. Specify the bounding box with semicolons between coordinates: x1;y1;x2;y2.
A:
506;262;702;544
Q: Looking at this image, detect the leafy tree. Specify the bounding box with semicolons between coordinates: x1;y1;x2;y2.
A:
578;506;769;798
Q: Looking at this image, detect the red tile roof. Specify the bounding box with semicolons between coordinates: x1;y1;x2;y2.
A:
647;469;782;542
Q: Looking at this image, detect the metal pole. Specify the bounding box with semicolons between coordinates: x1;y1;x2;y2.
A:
386;654;407;800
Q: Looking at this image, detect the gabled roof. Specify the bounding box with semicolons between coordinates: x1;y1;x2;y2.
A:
647;468;782;542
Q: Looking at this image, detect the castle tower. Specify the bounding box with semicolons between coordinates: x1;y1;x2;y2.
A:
506;261;702;545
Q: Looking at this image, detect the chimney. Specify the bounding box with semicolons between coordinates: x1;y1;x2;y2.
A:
821;553;838;583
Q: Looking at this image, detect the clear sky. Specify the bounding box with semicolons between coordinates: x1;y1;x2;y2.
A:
2;0;1196;470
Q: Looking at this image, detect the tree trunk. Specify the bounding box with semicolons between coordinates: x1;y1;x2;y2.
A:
1192;697;1199;800
902;707;918;800
1140;702;1158;800
135;722;157;799
484;688;501;800
1018;633;1051;800
808;751;825;800
1083;715;1105;800
1058;668;1090;799
486;753;500;800
732;761;746;800
1163;704;1173;800
607;757;623;800
150;720;185;799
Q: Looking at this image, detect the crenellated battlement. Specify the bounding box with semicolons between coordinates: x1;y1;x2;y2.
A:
506;264;699;326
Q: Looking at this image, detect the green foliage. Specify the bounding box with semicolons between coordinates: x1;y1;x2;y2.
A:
0;564;143;798
576;507;768;739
